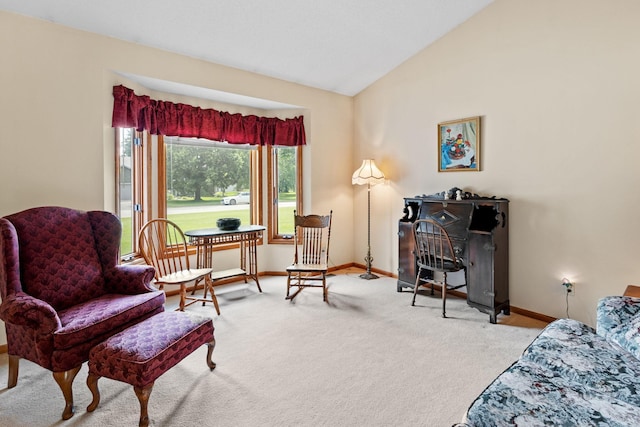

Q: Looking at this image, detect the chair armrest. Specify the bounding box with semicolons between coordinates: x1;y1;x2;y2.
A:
104;264;157;294
0;292;61;334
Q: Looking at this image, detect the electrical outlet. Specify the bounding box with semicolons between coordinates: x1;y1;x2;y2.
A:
562;278;573;294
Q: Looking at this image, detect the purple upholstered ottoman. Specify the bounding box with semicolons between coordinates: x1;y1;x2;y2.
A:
86;311;215;427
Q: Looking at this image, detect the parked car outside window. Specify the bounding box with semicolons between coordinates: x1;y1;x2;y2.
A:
222;192;250;205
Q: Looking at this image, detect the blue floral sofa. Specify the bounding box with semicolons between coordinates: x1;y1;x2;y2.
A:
463;296;640;426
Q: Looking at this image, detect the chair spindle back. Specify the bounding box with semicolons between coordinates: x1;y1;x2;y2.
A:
138;219;191;279
294;211;332;266
413;219;459;272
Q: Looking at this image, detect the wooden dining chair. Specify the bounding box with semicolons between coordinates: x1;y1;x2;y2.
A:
411;218;466;318
138;219;220;314
286;210;333;302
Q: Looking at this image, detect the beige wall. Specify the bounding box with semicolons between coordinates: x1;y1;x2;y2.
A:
353;0;640;325
0;11;354;345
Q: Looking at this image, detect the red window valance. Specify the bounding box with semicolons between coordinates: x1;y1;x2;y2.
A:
112;85;306;146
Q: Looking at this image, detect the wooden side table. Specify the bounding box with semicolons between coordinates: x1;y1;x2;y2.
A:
623;285;640;297
184;225;265;292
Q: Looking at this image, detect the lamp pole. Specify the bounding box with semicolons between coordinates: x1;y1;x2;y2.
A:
360;182;379;280
352;159;385;280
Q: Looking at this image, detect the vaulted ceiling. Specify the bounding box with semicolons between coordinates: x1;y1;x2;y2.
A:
0;0;493;98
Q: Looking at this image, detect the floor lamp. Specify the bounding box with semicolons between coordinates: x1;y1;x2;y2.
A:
352;159;385;280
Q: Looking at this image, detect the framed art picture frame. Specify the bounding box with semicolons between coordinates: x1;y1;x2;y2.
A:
438;116;480;172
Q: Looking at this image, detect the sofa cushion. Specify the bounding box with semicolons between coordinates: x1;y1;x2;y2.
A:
465;318;640;426
465;356;640;426
597;296;640;361
597;296;640;335
54;291;165;350
522;319;640;405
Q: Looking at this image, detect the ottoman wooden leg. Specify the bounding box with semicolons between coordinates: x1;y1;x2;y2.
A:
134;382;154;427
206;338;217;370
86;373;101;412
53;365;81;420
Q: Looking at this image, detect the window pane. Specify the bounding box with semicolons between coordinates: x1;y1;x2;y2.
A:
118;128;134;256
276;146;297;235
165;137;254;233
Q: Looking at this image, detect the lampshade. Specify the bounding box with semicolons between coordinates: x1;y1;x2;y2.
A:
352;159;385;186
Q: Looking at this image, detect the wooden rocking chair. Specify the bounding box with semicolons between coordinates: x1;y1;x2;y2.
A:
285;210;333;302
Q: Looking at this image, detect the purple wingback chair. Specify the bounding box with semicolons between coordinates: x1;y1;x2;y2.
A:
0;206;165;420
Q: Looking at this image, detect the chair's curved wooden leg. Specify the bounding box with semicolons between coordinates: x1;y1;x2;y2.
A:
206;338;217;370
442;274;448;318
322;274;327;302
53;365;81;420
286;273;291;299
412;269;421;306
210;292;221;315
202;278;208;300
134;383;154;427
86;373;101;412
192;277;201;296
8;355;19;388
413;285;421;305
207;278;221;315
179;284;186;311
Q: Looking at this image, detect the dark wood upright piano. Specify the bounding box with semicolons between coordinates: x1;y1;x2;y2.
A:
397;188;510;323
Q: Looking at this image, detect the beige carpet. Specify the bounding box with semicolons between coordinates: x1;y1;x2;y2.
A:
0;270;547;427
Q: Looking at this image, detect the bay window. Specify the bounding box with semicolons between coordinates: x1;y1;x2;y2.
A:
112;84;305;260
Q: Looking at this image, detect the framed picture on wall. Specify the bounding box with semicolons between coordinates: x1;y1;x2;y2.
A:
438;116;480;172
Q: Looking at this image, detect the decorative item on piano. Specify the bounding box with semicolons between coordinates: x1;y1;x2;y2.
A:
422;187;483;201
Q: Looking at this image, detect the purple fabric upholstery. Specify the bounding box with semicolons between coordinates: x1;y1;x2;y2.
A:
52;306;164;371
56;292;166;350
5;207;107;311
0;206;165;372
89;311;214;388
88;210;158;295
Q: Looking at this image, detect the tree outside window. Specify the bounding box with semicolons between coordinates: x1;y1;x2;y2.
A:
163;137;259;234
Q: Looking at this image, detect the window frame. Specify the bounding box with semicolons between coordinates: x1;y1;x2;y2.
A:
116;130;264;261
115;128;152;260
158;135;263;227
117;129;303;260
267;144;303;244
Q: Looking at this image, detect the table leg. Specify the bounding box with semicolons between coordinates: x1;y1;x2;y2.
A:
247;232;262;292
191;242;209;295
239;238;248;283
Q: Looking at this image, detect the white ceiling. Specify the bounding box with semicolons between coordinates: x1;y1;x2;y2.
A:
0;0;493;103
